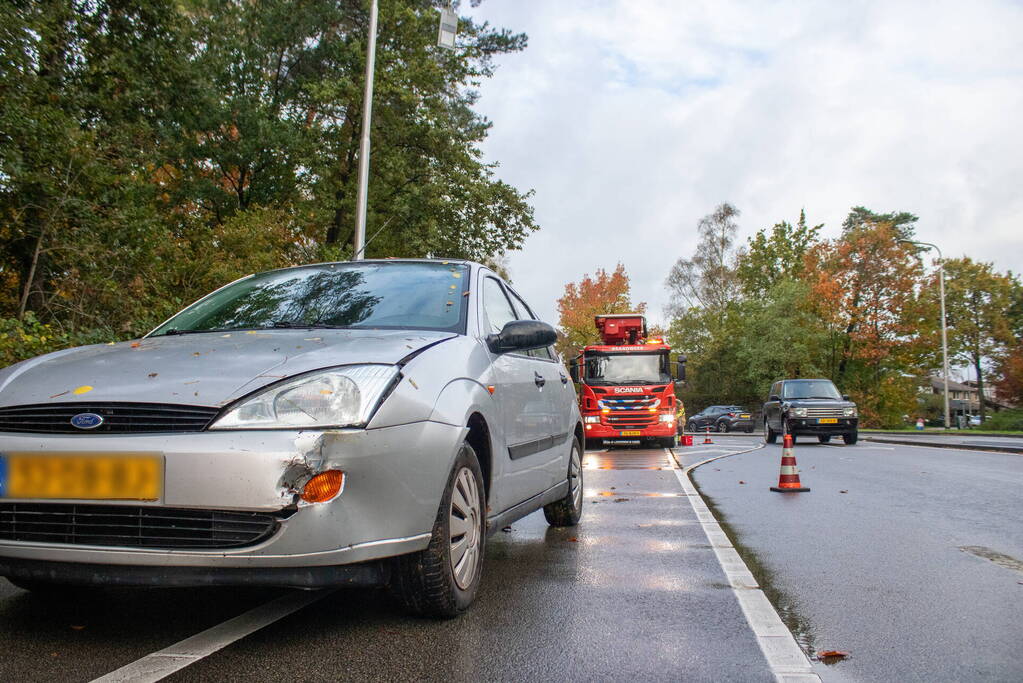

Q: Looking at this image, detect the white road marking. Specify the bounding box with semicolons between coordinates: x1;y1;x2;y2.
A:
666;447;821;683
91;589;335;683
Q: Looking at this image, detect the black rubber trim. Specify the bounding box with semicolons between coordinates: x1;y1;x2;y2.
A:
0;557;388;588
507;432;570;460
486;480;570;534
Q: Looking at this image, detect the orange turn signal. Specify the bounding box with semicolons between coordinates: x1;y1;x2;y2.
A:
301;470;345;503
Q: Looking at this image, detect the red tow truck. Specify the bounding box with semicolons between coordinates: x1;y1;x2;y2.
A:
568;314;686;449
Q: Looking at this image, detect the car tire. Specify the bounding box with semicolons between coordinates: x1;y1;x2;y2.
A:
717;421;730;433
544;439;584;527
391;441;485;618
818;435;831;444
765;419;777;444
843;431;858;445
686;421;697;432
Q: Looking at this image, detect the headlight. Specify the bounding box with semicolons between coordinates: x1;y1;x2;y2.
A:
843;406;857;417
792;407;808;418
659;414;674;423
584;415;600;424
210;365;399;430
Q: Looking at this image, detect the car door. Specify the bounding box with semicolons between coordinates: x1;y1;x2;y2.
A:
504;285;571;489
764;383;783;430
479;276;557;511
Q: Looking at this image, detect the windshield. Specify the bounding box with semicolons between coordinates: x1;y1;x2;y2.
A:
150;262;469;335
783;380;842;400
583;352;670;386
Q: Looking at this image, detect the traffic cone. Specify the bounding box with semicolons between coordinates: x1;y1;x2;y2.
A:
703;427;713;444
770;434;810;492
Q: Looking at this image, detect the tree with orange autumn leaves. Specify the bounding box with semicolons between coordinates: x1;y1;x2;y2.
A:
555;264;648;359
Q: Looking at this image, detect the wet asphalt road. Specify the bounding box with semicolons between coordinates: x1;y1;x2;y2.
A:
0;446;779;683
691;437;1023;682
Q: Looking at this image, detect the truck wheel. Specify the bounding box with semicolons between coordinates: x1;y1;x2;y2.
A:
765;419;777;444
391;441;485;618
818;435;831;444
843;431;858;445
544;439;583;527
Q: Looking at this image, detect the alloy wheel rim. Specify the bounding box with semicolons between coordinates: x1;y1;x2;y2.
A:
449;465;482;590
570;445;583;511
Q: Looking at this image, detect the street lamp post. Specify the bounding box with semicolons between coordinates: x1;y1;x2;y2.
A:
352;0;379;261
901;239;950;429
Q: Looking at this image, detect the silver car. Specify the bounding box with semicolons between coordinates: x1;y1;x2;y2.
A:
0;259;584;616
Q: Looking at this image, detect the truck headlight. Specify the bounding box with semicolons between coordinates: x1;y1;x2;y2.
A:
843;406;857;417
659;414;674;423
792;407;808;418
210;365;399;429
584;415;600;424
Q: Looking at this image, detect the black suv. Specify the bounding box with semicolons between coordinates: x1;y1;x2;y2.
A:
686;405;755;433
763;379;858;444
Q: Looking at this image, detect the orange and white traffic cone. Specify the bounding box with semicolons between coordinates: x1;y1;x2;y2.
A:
770;434;810;492
703;427;713;444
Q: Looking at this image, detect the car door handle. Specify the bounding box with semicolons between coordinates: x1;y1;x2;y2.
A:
560;373;568;385
534;371;546;388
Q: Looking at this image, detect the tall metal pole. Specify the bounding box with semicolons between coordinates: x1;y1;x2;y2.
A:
353;0;379;261
937;255;951;429
901;239;950;429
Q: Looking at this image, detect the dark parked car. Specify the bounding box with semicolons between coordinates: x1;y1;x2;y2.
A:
686;405;754;433
763;379;858;444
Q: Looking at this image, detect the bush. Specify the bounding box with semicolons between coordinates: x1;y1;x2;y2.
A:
984;408;1023;432
0;313;116;369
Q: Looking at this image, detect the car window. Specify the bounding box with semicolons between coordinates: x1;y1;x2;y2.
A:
481;277;519;336
503;286;554;361
783;380;841;400
770;383;781;398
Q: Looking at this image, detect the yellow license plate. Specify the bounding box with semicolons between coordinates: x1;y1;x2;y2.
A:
0;453;163;501
620;431;642;436
740;414;751;419
818;418;838;424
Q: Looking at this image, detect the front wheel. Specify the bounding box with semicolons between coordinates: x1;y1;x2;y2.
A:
544;439;583;527
765;419;777;444
686;421;697;432
818;435;832;444
391;442;485;617
843;431;858;445
717;421;730;433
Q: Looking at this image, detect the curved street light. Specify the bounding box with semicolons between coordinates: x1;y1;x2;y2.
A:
900;239;950;429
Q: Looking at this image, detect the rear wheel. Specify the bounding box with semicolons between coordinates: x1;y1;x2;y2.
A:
391;442;485;618
765;419;777;444
818;435;832;444
544;439;583;527
843;431;858;445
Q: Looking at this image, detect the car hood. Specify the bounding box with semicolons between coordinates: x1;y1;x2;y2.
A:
0;329;456;408
784;398;854;407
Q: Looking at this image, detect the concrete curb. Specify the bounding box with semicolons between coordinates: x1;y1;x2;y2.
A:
862;436;1023;455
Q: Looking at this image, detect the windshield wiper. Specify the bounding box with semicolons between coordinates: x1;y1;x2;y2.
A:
154;328;230;337
268;320;351;330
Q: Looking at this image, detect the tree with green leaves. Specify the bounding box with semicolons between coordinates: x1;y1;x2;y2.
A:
735;209;822;295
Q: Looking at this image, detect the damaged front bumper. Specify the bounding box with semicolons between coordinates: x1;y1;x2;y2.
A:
0;420;465;586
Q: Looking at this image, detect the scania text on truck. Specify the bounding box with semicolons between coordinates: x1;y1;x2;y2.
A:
568;314;685;449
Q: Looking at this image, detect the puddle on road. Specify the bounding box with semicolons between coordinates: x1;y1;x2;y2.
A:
959;546;1023;574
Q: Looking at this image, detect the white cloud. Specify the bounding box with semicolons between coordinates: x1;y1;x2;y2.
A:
465;0;1023;327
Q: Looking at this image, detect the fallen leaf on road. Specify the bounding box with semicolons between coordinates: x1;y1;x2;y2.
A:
567;537;579;542
613;498;629;502
840;490;848;494
131;341;141;348
817;650;849;660
738;481;745;485
148;372;158;378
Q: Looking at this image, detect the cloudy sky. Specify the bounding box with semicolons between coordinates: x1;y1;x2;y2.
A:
462;0;1023;327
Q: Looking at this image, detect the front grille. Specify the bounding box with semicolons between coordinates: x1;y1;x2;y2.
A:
598;395;660;410
608;415;658;428
0;403;221;434
804;407;845;418
0;503;278;549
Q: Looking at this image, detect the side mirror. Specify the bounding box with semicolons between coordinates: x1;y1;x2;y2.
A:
486;320;558;354
675;357;687;382
569;362;580;383
842;394;850;401
769;395;781;402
